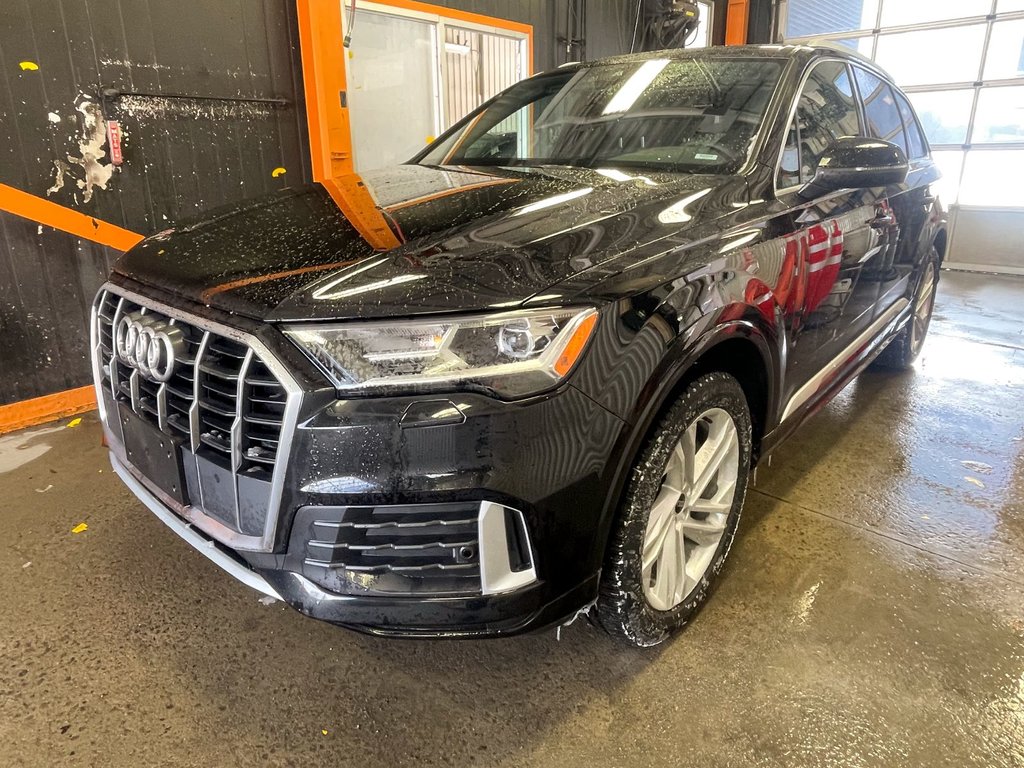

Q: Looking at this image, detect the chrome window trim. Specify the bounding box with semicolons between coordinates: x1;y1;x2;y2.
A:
780;298;909;422
92;282;304;553
772;56;863;197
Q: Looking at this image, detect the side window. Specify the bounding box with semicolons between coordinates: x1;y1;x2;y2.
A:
854;67;909;156
893;89;928;159
777;61;861;189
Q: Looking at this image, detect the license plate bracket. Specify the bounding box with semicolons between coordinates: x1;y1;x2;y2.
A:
117;403;190;506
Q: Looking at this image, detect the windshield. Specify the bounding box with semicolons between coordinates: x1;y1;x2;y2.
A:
418;57;786;174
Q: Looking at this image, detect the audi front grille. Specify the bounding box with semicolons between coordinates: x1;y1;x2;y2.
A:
91;285;301;552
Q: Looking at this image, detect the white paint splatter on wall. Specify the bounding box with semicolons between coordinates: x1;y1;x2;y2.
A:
46;159;69;196
66;99;114;203
119;94;273;121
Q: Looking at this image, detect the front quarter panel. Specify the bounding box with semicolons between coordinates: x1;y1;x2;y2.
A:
561;213;788;577
569;202;787;430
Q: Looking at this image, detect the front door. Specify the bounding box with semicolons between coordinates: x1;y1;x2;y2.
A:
765;59;884;405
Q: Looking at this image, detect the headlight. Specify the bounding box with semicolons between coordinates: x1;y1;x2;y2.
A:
284;307;598;398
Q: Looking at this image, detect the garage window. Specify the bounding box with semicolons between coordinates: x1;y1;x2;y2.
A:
893;90;928;160
782;0;1024;272
342;1;530;172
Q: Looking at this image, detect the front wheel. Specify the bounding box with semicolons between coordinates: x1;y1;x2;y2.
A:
596;372;752;647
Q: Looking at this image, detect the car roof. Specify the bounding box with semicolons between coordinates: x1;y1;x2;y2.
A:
571;42;896;89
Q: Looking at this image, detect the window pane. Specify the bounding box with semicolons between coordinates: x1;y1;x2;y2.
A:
347;11;438;172
781;61;862;187
444;28;523;129
931;150;965;205
998;0;1024;13
894;91;927;158
875;26;987;86
960;150;1024;206
785;0;878;37
907;89;975;145
983;19;1024;81
779;122;800;188
855;67;909;153
833;36;874;58
972;86;1024;143
880;0;991;26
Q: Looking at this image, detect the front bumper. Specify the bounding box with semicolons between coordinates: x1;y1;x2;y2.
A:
111;453;283;601
94;281;628;637
111;451;602;637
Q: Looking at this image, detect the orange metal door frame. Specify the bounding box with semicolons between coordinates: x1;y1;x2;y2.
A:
295;0;534;252
295;0;402;250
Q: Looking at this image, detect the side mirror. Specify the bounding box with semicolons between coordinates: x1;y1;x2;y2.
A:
800;137;909;199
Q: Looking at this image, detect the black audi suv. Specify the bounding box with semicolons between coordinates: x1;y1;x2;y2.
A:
92;44;946;646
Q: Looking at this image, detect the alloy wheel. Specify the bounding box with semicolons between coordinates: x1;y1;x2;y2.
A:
911;263;937;355
641;407;740;611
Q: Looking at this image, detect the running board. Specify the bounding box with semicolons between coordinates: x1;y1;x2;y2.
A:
780;298;910;423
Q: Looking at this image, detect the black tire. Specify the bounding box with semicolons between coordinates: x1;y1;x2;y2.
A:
595;372;753;647
872;250;940;371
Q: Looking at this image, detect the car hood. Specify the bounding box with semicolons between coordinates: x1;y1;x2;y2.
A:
114;164;745;322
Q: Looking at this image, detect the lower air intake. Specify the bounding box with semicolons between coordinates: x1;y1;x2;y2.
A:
292;501;536;596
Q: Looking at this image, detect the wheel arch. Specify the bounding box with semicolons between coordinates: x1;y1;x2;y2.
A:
591;313;779;575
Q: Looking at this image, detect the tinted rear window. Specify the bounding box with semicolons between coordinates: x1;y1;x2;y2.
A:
854;66;909;156
893;89;928;159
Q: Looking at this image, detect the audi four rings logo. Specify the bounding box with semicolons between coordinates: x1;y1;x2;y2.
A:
115;312;186;383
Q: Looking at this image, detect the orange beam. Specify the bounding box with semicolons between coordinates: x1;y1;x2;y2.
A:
0;186;139;433
367;0;533;41
0;386;96;435
296;0;402;251
0;183;143;251
725;0;750;45
294;0;534;251
296;0;355;180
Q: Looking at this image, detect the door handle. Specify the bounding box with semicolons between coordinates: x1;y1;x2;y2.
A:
868;213;895;229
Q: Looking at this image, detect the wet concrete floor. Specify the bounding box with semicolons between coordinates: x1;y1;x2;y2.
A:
1;270;1022;767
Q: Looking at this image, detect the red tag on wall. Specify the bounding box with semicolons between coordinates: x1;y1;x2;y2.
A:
106;120;123;165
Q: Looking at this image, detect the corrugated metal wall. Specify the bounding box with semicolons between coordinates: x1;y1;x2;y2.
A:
444;27;524;129
0;0;309;405
0;0;726;407
0;0;310;234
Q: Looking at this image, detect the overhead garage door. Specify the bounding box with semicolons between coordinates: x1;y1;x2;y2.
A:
782;0;1024;274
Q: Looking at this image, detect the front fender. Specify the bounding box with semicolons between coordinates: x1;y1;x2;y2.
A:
574;296;782;578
